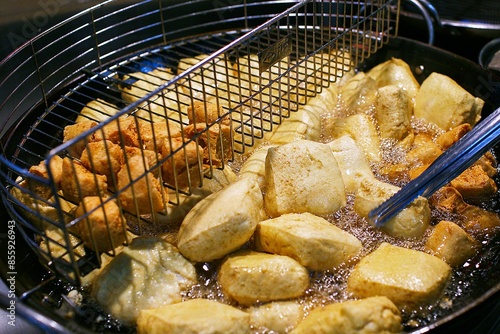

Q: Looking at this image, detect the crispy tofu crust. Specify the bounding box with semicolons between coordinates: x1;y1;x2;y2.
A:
74;196;126;252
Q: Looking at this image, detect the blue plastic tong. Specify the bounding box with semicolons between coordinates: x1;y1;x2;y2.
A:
369;106;500;227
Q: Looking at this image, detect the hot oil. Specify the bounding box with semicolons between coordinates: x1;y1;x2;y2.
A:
70;82;499;333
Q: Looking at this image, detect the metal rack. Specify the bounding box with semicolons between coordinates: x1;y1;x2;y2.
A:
0;0;399;286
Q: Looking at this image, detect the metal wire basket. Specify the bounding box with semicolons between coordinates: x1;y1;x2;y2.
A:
0;0;399;286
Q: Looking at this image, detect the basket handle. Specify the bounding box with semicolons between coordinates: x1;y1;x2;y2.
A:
403;0;442;45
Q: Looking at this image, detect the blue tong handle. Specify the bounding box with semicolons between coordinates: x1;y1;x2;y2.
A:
369;106;500;227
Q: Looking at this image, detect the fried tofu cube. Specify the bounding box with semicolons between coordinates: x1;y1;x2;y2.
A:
124;146;161;177
255;213;362;271
326;135;375;194
177;177;265;262
218;251;309;306
80;140;124;182
474;151;497;178
264;140;346;217
347;243;452;311
367;58;420;100
425;220;480;267
120;67;175;103
435;123;471;150
95;117;141;147
26;155;64;199
239;145;277;189
161;136;203;189
338;72;377;115
184;123;232;168
375;85;412;141
74;196;126;252
60;158;107;203
324;113;381;162
414;72;484;130
76;98;121;123
187;101;229;125
450;164;498;202
137;299;250;334
92;237;197;325
354;178;430;239
406;141;443;168
291;296;402;334
139;120;182;151
429;186;500;237
117;154;165;214
63;121;98;157
249;301;304;334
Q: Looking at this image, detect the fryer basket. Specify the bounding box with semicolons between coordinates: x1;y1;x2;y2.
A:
0;0;399;287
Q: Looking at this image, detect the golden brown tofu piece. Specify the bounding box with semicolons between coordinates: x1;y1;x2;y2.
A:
63;121;98;157
435;123;471;150
124;146;162;177
218;251;309;306
139;120;182;151
450;164;498;202
161;136;202;188
249;301;304;334
177;177;265;262
74;196;126;252
26;155;64;199
95;117;141;147
117;155;165;214
430;187;500;237
375;85;412;141
474;151;497;178
414;72;484;130
137;299;250;334
184;123;232;168
60;158;108;203
292;297;402;334
408;164;429;180
406;141;442;168
367;58;420;100
187;101;229;125
255;213;362;271
425;220;480;267
80;140;124;182
347;243;452;311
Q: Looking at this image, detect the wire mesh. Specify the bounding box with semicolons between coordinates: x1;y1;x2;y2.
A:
0;0;399;285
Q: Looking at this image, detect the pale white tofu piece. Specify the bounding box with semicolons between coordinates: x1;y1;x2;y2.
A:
76;99;121;123
267;103;322;144
137;299;250;334
338;71;377;114
375;85;412;141
354;178;431;239
239;145;277;189
249;301;305;334
268;82;338;145
425;220;480;267
414;72;484;130
218;251;309;306
326;135;375;193
324;113;381;162
255;213;362;271
264;140;346;217
92;237;197;325
291;296;402;334
347;243;452;311
367;58;420;101
177;177;265;262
